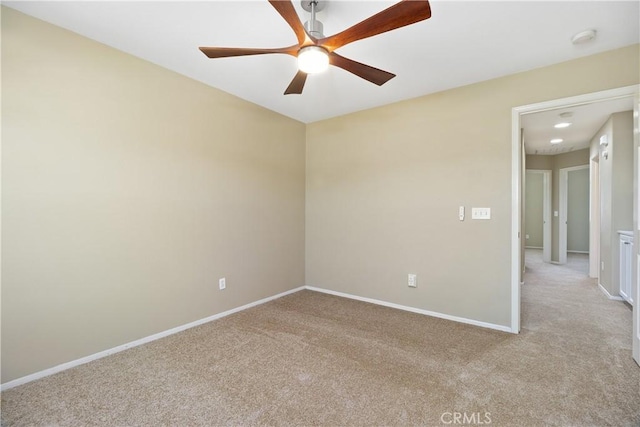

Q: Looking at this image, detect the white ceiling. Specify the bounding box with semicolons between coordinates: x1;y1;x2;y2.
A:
522;96;634;155
5;1;639;123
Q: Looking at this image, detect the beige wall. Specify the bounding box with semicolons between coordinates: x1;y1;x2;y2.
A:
591;111;634;295
306;46;639;328
525;172;544;248
2;8;306;383
611;112;634;260
526;155;553;171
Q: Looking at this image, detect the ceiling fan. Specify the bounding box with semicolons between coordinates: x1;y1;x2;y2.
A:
199;0;432;95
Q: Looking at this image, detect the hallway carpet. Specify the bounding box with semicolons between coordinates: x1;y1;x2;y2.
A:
2;251;639;426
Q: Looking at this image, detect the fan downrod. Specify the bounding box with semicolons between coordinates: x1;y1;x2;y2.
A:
301;1;326;13
302;1;326;38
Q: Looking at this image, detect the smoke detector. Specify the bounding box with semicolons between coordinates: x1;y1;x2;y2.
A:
571;29;597;45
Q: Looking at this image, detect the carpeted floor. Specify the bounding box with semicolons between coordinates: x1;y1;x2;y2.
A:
2;249;639;426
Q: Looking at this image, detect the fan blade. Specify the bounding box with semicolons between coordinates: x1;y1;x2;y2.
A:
318;0;431;51
268;0;309;45
199;46;297;59
329;52;395;86
284;70;308;95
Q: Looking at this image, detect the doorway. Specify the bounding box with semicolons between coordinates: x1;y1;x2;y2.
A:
525;169;551;263
510;84;639;333
559;165;590;264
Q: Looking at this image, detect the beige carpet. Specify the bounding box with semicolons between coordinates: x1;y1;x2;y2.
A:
2;250;639;426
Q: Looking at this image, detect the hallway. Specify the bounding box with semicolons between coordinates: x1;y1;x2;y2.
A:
521;248;639;424
523;248;628;334
525;248;589;280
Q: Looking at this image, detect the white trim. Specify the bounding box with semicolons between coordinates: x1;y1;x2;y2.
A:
599;283;624;301
0;286;306;391
515;85;639;116
542;170;552;263
559;169;568;264
511;107;522;333
525;246;543;249
512;85;640;338
568;250;589;254
634;92;640;365
305;286;514;334
2;284;515;390
590;156;601;279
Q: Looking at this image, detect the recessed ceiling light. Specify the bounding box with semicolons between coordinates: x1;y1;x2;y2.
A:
550;138;563;144
571;29;597;45
554;122;572;129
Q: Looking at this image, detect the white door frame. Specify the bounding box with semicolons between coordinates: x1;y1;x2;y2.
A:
511;84;639;334
590;156;600;279
633;92;640;366
559;165;589;264
542;170;552;263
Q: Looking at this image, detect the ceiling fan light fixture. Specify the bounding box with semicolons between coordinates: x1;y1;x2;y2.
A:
298;46;329;74
199;0;433;94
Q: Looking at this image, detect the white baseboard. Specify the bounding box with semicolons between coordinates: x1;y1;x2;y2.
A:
598;283;624;301
2;284;516;390
0;286;306;391
304;286;514;334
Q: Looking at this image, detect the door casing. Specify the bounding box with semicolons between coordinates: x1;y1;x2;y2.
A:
511;84;639;334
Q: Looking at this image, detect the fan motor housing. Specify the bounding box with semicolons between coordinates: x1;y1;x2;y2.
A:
304;20;324;38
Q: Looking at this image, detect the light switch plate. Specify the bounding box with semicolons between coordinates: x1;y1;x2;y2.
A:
471;207;491;220
408;274;417;288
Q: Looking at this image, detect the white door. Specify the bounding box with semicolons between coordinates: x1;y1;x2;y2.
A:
542;171;552;263
559;165;589;264
524;170;551;263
